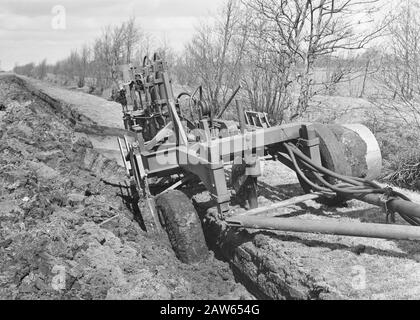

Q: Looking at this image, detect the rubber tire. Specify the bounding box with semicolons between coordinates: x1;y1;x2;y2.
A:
155;190;209;264
298;124;351;206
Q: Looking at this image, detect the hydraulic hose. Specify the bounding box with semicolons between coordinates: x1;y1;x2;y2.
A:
284;142;420;226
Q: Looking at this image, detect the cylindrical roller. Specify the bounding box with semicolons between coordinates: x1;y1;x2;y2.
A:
342;124;382;180
311;123;352;178
326;124;382;180
297;123;382;205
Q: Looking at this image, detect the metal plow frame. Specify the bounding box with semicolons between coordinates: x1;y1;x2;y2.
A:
117;53;420;242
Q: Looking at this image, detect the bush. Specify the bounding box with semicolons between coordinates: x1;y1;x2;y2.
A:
363;116;420;189
383;150;420;189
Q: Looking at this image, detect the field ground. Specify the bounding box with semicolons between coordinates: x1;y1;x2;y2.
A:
0;74;252;300
2;74;420;299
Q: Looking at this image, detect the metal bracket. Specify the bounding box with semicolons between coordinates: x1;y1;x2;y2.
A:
380;188;397;224
300;125;322;167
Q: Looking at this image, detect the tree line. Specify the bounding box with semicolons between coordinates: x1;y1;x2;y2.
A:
13;0;420;125
14;17;152;95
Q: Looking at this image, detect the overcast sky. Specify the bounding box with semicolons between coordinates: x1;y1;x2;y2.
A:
0;0;223;71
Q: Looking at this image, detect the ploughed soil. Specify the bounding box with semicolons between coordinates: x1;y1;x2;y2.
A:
0;74;253;300
4;74;420;300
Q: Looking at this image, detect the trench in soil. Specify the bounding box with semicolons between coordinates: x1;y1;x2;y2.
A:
74;120;268;299
0;74;256;300
10;74;285;299
5;74;420;300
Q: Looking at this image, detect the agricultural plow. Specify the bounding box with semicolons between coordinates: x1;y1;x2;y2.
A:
116;53;420;263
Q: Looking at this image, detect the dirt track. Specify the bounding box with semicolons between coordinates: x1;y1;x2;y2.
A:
0;74;253;300
3;74;420;300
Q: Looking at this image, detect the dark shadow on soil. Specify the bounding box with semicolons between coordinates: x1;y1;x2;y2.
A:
185;191;265;298
256;181;305;202
256;231;408;259
230;264;273;300
101;179;147;231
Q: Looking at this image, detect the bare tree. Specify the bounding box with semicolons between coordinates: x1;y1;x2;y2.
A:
156;35;177;70
35;59;48;80
12;17;149;94
240;17;294;123
76;45;90;87
65;50;81;83
124;17;141;64
13;63;35;77
308;49;381;98
374;0;420;127
183;0;248;113
243;0;385;121
91;22;128;90
181;0;384;122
